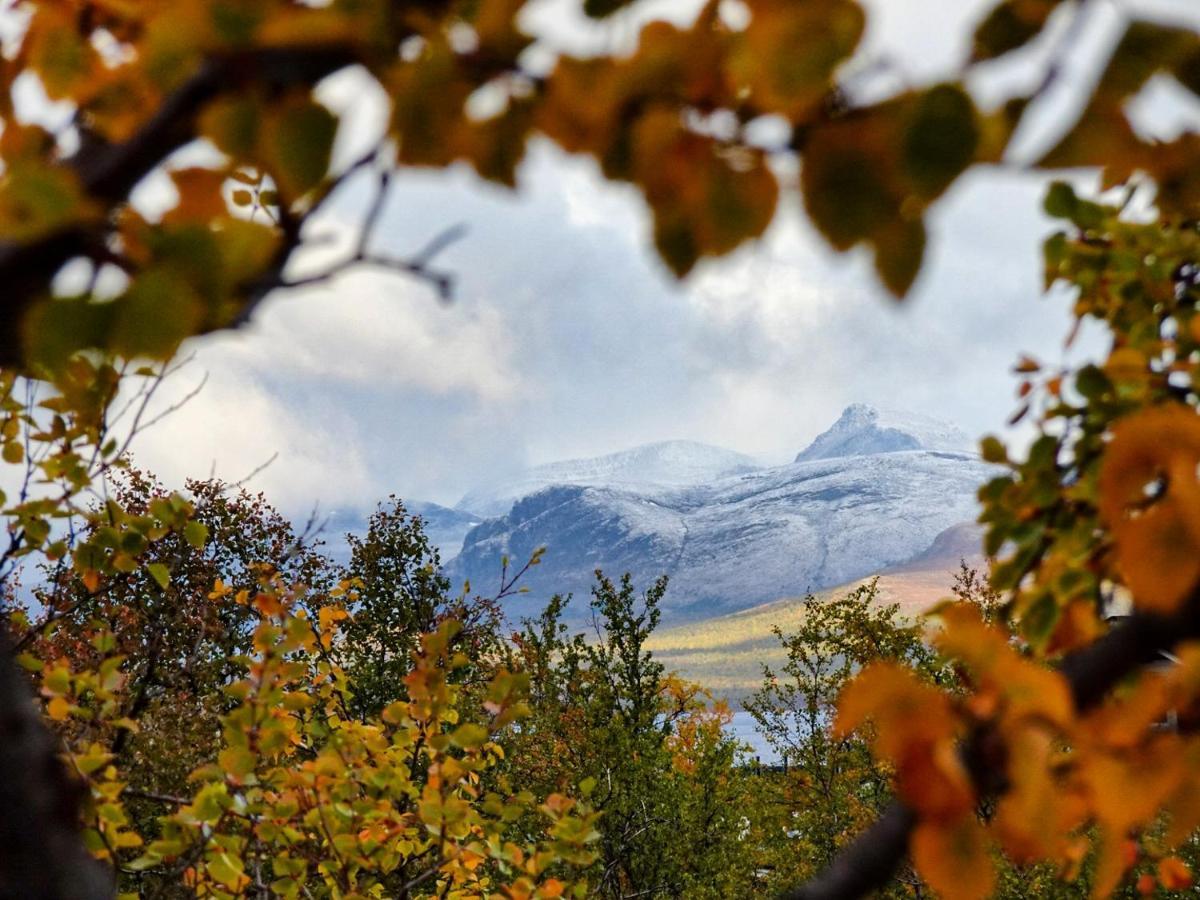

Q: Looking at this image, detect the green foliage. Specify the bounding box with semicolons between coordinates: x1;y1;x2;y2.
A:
0;372;598;896
332;497;504;720
744;580;942;892
509;573;756;897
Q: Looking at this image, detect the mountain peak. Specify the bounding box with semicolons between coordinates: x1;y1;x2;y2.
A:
459;440;759;516
795;404;972;463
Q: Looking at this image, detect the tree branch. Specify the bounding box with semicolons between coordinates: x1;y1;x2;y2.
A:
0;43;359;366
780;594;1200;900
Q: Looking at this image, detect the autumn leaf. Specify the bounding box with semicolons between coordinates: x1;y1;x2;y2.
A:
1098;405;1200;612
26;6;96;100
47;696;72;721
911;818;996;900
165;168;229;225
630;108;778;276
0;162;95;244
971;0;1061;62
1159;856;1193;890
728;0;864;121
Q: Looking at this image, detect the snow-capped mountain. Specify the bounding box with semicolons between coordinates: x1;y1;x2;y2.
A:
795;403;972;463
446;405;992;622
459;440;761;517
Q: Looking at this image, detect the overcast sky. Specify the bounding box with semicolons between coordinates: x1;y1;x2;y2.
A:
113;0;1200;514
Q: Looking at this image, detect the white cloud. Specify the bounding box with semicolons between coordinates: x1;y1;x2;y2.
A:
102;0;1198;513
126;361;377;513
243;279;521;402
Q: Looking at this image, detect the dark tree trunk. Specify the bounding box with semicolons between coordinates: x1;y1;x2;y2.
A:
0;639;112;900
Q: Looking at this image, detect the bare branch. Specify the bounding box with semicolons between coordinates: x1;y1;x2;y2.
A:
231;451;279;489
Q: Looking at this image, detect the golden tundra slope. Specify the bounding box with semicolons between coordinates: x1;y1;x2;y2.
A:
645;562;969;703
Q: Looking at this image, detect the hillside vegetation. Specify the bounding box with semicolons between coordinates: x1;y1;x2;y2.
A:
647;562;968;702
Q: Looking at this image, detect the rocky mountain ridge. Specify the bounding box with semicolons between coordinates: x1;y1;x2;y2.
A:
444;405;993;622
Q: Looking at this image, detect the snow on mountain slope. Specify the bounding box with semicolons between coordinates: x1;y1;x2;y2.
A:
459;440;760;517
449;405;994;623
794;403;972;463
321;500;482;567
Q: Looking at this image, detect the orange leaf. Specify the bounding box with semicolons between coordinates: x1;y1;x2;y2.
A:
1159;856;1193;890
835;662;955;748
1098;406;1200;612
252;592;284;618
993;722;1086;863
936;603;1073;727
47;696;71;721
165;168;228;225
911;818;996;900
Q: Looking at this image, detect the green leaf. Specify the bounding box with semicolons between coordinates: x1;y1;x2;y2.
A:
184;520;209;551
902;84;979;200
449;723;489;749
801;112;898;253
1075;364;1111;401
147;562;170;590
0;162;92;243
111;268;204;359
199;95;260;159
980;436;1009;464
264;98;337;200
206;852;245;890
1043;181;1076;219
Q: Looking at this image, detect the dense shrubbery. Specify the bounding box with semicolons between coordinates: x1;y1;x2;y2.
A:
0;450;1014;896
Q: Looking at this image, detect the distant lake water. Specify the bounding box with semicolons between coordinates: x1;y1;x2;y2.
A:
726;710;778;764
